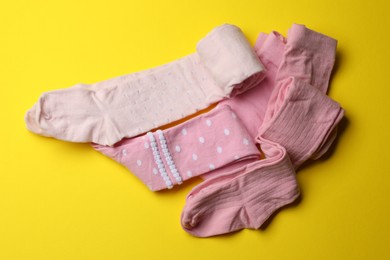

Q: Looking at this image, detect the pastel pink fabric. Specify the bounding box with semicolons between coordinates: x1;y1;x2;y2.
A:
180;25;344;237
22;22;344;238
181;77;343;237
91;31;282;189
25;24;265;146
93;24;340;192
201;24;337;180
91;31;284;188
93;105;261;191
223;24;337;141
181;137;299;237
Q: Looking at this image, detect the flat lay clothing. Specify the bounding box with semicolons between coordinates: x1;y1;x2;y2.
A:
24;23;345;238
92;30;284;187
93;24;339;190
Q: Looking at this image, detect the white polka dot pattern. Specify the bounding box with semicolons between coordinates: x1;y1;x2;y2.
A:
137;160;142;166
120;106;262;191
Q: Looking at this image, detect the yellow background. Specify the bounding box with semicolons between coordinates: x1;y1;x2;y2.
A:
1;0;389;259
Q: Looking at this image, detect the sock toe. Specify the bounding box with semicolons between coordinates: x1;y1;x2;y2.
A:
25;105;43;134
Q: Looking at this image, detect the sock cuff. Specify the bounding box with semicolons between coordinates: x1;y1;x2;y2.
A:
256;31;286;67
259;77;344;167
254;32;268;51
197;24;265;96
287;24;337;58
286;24;337;93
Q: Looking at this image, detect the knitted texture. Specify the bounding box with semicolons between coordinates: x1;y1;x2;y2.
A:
181;78;343;237
25;24;265;146
180;25;344;237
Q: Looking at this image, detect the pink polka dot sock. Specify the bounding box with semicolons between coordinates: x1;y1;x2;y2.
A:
93;105;261;191
181;78;344;237
25;24;265;146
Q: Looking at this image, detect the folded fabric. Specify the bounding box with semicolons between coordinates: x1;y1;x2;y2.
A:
202;24;337;180
92;24;338;191
181;77;344;237
180;25;344;237
23;22;345;238
224;24;337;140
25;24;265;146
91;29;283;190
181;137;300;237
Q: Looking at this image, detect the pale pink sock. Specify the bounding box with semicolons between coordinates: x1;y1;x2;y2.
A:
181;78;344;237
25;24;265;146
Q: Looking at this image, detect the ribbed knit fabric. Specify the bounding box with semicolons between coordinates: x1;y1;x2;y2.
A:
24;24;265;146
259;77;344;168
181;78;344;237
203;24;338;180
181;138;299;237
180;25;344;237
